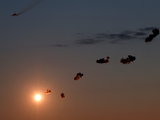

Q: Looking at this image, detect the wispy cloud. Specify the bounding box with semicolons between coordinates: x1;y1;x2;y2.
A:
96;33;135;40
76;27;159;44
139;27;158;31
47;27;159;47
49;44;68;47
76;38;104;45
133;32;147;36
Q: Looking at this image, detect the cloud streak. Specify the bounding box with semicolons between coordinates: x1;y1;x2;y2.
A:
49;44;68;47
76;27;159;45
76;39;103;45
139;27;158;31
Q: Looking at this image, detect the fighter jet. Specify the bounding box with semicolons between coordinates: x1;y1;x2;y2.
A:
74;72;83;80
12;13;18;16
145;28;159;42
45;89;51;94
96;56;110;64
120;55;136;64
61;93;65;99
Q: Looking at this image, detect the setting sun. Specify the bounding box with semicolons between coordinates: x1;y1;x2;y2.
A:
35;94;41;101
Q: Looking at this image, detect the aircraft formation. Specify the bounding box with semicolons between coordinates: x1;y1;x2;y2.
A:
11;1;159;100
43;54;136;99
42;27;159;98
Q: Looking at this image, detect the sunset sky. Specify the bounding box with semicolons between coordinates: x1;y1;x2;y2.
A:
0;0;160;120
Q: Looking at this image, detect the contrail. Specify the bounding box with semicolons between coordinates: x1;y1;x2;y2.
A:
17;0;43;15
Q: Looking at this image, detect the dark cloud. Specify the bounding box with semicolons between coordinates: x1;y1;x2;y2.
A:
76;39;103;45
96;33;108;39
120;30;136;35
77;33;83;35
139;27;158;31
95;32;136;44
134;32;147;36
107;33;135;39
96;56;110;64
74;72;83;80
120;55;136;64
95;30;147;41
49;44;68;47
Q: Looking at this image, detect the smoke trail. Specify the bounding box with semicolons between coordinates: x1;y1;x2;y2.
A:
17;0;43;15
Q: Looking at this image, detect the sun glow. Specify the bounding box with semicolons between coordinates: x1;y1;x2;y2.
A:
35;94;41;101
